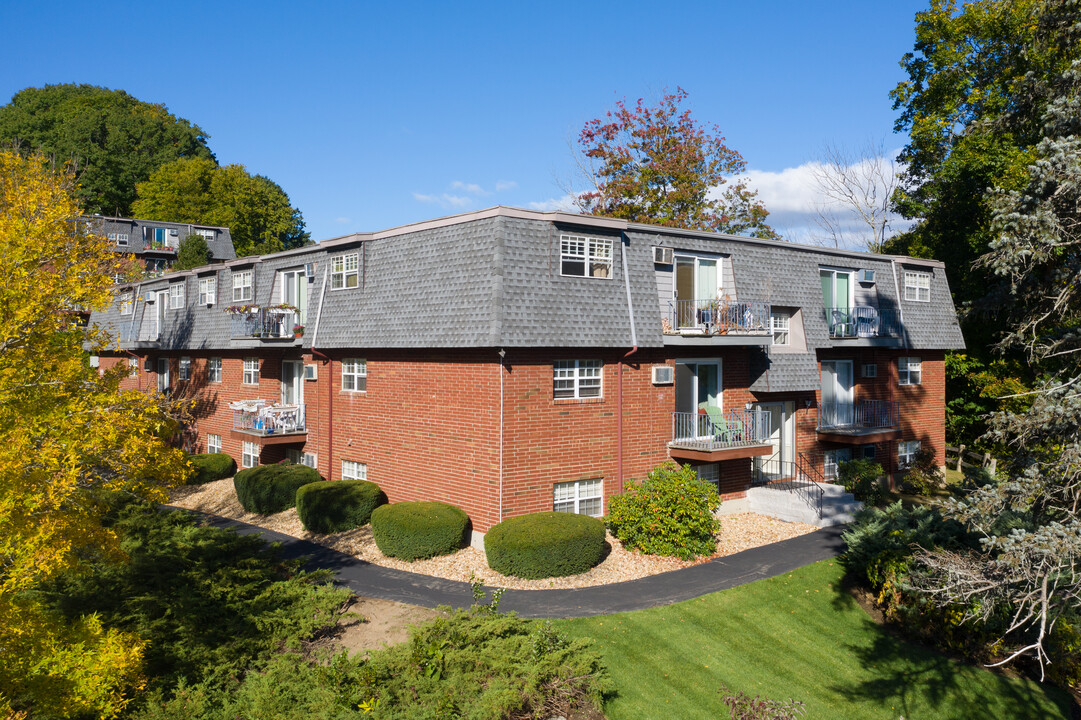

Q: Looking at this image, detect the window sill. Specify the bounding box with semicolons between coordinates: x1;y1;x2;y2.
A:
554;396;605;405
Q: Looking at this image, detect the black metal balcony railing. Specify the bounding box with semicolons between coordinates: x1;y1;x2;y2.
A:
824;306;901;338
666;299;771;336
671;408;772;451
817;400;897;431
230;308;298;339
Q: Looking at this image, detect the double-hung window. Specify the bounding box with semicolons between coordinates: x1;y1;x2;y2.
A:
771;310;790;346
287;449;318;468
207;433;222;454
179;356;191;381
342;460;367;481
195;228;214;243
553;479;602;517
242;441;259;469
199;276;216;305
208;357;222;383
119;290;133;315
108;232;129;246
342;358;367;391
232;270;253;302
898;440;921;469
331;253;359;289
553;360;602;399
898;356;922;386
904;271;931;302
824;448;852;479
560;235;613;278
243;358;259;385
169;282;185;309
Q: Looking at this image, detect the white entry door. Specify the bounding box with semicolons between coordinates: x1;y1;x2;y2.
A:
281;360;304;406
821;360;854;426
281;269;308;326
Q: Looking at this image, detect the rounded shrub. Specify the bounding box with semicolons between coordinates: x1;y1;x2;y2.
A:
838;458;887;505
187;453;237;485
485;512;605;579
371;501;470;560
233;463;322;514
296;480;387;534
606;463;720;560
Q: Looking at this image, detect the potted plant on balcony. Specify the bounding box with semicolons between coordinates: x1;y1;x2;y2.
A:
292;324;305;338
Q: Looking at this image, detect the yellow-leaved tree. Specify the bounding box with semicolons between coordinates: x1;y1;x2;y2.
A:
0;151;189;718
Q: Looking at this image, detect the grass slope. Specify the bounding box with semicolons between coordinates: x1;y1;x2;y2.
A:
560;560;1069;720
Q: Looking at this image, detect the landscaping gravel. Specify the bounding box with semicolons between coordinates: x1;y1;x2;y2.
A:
168;478;819;591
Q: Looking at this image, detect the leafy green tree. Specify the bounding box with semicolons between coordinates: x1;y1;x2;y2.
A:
0;84;214;216
133;158;310;257
575;88;777;239
174;234;210;271
905;1;1081;678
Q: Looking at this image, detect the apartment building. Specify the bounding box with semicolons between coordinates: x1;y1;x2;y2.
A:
84;215;236;277
90;207;964;532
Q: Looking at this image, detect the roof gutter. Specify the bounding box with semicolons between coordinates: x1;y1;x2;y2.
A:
617;232;638;494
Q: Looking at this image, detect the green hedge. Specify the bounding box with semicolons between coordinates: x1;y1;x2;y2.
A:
188;453;237;485
295;480;387;534
485;512;605;579
371;501;470;560
233;463;322;515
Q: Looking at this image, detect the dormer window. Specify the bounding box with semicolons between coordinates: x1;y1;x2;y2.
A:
560;235;612;278
331;253;359;289
904;270;931;302
232;269;253;302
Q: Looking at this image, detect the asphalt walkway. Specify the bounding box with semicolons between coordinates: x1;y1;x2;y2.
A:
183;509;848;619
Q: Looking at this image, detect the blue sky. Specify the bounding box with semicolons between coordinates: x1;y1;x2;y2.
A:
1;0;928;244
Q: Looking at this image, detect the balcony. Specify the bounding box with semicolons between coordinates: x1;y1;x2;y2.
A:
230;307;302;342
664;299;772;345
816;400;900;443
145;241;177;254
668;408;774;462
229;400;307;444
825;306;900;339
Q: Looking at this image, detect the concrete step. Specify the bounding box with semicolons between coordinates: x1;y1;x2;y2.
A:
746;483;863;528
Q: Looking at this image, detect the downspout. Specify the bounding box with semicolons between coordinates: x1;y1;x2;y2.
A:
618;232;639;493
498;348;505;523
309;267;333;478
127;282;144;391
888;259;905;491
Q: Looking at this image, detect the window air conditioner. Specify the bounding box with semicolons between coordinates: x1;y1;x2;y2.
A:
652;246;674;265
304;364;318;381
857;269;876;284
169;228;179;236
144;291;156;302
651;365;674;385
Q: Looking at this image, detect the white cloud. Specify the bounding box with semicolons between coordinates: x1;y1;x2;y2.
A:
414;178;519;210
450;180;487;195
495;180;518;192
528;193;578;212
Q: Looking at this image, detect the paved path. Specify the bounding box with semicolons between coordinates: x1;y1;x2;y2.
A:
182;509;848;619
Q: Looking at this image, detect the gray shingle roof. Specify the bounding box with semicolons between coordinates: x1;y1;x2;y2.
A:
90;207;965;360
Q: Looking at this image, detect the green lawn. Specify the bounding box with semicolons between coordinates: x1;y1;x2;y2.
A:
560;560;1069;720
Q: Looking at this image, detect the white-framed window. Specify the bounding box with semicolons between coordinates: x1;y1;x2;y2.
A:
119;290;133;315
904;271;931;302
242;441;259;469
232;270;253;302
199;276;216;305
157;358;169;392
243;358;259;385
207;434;222;454
898;356;922;386
128;357;139;376
145;227;174;250
824;448;852;479
195;228;214;242
331;254;359;290
208;357;222;383
169;282;185;309
108;232;130;246
560;235;613;279
342;459;367;481
179;356;191;381
553;478;603;516
553;360;603;399
342;358;367;391
771;310;790;346
287;449;318;468
898;440;921;469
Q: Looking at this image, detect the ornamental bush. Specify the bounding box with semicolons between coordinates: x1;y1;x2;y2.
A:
837;458;886;505
371;501;469;560
485;512;605;579
187;453;236;485
900;448;945;496
233;463;322;514
296;480;387;534
606;463;720;560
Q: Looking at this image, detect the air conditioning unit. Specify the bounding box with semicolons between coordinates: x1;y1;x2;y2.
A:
858;269;876;284
144;291;156;302
651;365;674;385
304;364;318;381
304;262;315;279
169;228;179;236
652;246;674;265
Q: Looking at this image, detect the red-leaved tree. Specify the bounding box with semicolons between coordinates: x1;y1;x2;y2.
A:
574;88;777;239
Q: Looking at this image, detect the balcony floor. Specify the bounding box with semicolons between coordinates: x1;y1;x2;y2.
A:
230;428;308;445
816;427;902;444
668;441;774;463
